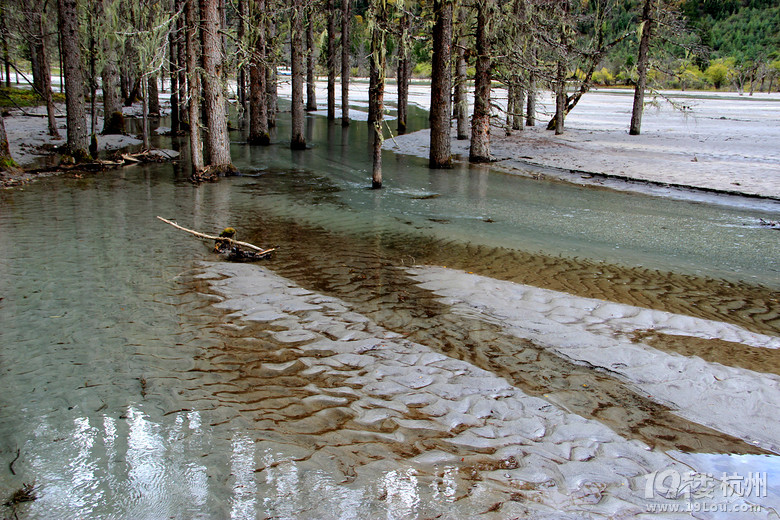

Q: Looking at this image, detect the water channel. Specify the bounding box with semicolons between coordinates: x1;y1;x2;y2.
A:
1;104;779;518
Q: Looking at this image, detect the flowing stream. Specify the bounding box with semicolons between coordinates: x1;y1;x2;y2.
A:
1;105;779;518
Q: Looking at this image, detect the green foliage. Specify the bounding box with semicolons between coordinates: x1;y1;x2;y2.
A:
412;62;432;78
705;58;735;89
682;0;779;60
592;67;615;86
0;87;65;108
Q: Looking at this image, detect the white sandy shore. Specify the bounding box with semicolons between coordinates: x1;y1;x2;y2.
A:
276;79;780;199
5;77;778;200
3;104;144;167
407;265;780;454
198;261;777;518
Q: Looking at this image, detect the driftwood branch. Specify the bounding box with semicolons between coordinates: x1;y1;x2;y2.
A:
156;216;276;255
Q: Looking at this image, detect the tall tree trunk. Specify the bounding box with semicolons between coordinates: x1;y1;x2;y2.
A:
555;59;566;135
326;0;336;120
629;0;655;136
141;75;150;149
101;43;123;134
185;0;204;173
0;116;15;169
237;0;247;112
396;9;411;134
368;46;378;129
57;0;89;159
290;0;306;149
29;38;42;95
469;0;491;163
526;49;536;126
369;0;385;189
169;27;180;133
341;0;351;126
505;81;514;134
176;3;189;128
454;5;469;140
148;75;160;115
248;0;269;145
553;2;569;135
429;0;453;168
265;8;277;128
0;5;10;88
31;4;59;138
305;4;317;111
513;83;524;130
57;30;63;92
201;0;233;171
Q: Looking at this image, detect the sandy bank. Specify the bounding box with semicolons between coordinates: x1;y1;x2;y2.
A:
198;261;776;517
3;104;144;167
378;88;780;200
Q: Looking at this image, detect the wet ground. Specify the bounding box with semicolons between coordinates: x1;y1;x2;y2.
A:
1;106;779;518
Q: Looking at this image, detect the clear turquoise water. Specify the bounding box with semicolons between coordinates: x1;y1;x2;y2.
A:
1;106;778;518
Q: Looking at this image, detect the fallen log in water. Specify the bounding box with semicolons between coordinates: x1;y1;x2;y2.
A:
156;216;276;260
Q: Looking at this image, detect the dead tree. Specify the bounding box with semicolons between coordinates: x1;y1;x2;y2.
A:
305;3;317;111
185;0;204;173
469;0;492;163
429;0;453;168
629;0;656;135
341;0;351;126
57;0;89;160
201;0;234;172
326;0;337;120
290;0;306;149
248;0;270;145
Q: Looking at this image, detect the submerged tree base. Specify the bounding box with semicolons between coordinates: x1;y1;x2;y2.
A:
248;133;271;146
190;163;239;183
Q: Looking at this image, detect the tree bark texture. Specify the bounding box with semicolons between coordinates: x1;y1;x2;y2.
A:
237;0;247;111
469;0;491;163
265;9;277;128
0;115;14;169
248;0;269;145
141;75;150;149
148;75;160;115
429;0;453;168
629;0;655;136
29;4;59;138
176;5;189;127
201;0;233;170
368;50;377;128
305;4;317;111
326;0;336;120
0;6;10;88
513;84;524;130
396;9;411;134
57;0;89;159
454;6;469;140
290;0;306;149
168;27;180;133
526;70;536;126
369;1;385;189
341;0;351;126
185;0;204;173
555;59;565;135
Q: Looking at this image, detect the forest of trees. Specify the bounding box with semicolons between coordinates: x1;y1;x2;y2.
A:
0;0;777;181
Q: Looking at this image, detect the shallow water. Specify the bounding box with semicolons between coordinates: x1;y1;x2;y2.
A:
1;106;778;518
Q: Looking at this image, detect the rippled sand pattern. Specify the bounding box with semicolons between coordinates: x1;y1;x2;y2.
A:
192;262;769;517
2;166;778;518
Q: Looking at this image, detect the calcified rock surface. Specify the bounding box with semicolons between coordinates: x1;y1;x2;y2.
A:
198;262;770;518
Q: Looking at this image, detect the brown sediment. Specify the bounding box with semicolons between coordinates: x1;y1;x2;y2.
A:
179;217;773;456
633;330;780;377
